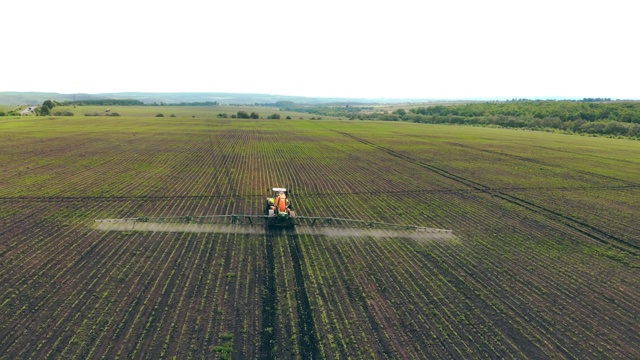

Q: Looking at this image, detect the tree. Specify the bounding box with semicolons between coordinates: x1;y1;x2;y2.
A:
38;106;51;116
37;99;55;116
236;111;250;119
250;112;259;119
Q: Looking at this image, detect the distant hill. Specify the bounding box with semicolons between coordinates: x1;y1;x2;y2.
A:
0;92;431;106
0;92;77;105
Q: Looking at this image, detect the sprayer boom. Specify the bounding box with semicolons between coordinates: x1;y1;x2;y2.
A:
95;214;451;234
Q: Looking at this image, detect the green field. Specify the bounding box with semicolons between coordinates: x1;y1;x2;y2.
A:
1;114;639;359
0;105;17;113
45;104;343;120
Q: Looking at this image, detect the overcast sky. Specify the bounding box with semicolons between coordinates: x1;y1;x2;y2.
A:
2;0;637;99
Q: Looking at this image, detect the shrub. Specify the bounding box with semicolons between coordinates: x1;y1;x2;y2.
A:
53;111;74;116
156;113;165;117
267;113;281;119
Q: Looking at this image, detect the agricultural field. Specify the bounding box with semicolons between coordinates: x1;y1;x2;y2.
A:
1;114;639;359
47;104;340;120
0;105;16;114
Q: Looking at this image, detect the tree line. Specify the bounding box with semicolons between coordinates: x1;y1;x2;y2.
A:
407;101;640;123
334;100;640;138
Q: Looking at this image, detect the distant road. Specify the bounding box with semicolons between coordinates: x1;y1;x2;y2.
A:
20;106;37;114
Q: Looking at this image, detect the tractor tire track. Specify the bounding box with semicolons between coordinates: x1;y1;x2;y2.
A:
2;184;638;204
260;229;278;359
0;194;264;203
336;131;640;256
527;144;640;166
285;228;319;360
297;185;640;197
448;142;640;186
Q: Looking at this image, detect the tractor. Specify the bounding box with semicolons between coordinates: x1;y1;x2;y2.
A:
265;187;296;228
